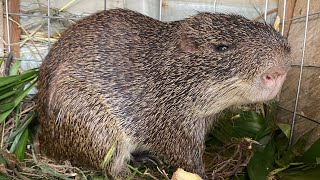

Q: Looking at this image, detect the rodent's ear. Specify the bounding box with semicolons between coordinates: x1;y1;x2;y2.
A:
180;33;201;53
179;22;200;53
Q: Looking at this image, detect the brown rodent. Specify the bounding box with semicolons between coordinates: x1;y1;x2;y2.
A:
37;8;291;179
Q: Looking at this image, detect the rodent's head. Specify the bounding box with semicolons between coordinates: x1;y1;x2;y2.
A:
177;13;291;110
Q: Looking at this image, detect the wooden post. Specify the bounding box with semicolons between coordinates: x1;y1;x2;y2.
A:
3;0;20;59
278;0;297;37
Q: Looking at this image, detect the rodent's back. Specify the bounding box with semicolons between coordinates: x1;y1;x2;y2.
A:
38;9;172;114
37;10;182;172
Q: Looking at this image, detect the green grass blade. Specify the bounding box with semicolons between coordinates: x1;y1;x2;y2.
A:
0;111;12;125
6;112;34;144
15;105;21;128
0;90;18;101
0;56;4;67
9;61;22;76
0;76;22;88
0;102;15;113
12;128;30;161
9;126;24;153
101;141;117;169
0;81;36;123
0;69;37;87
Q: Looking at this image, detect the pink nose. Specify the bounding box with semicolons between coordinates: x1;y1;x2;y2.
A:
261;67;287;88
263;72;283;81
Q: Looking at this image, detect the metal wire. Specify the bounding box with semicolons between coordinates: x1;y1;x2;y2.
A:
159;0;162;21
279;106;320;126
5;0;11;52
213;0;217;12
264;0;268;22
47;0;51;48
281;0;287;35
7;12;82;20
289;0;311;146
286;11;320;22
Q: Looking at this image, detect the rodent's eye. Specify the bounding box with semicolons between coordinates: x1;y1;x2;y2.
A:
215;44;229;52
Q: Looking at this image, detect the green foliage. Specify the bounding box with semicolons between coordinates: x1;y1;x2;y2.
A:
247;140;276;180
0;68;38;123
101;141;117;169
0;65;38;177
8;112;34;161
210;102;320;180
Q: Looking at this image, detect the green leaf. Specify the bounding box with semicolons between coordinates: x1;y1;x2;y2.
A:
275;133;289;160
0;82;25;98
298;138;320;164
0;81;36;123
15;105;21;128
276;129;314;167
264;102;278;122
6;112;34;145
247;140;276;180
0;56;4;67
211;111;241;143
279;165;320;180
0;111;12;125
292;129;314;157
0;69;37;88
101;141;117;169
277;123;291;139
0;90;18;101
212;106;274;145
9;61;22;76
0;102;15;113
234;111;266;138
12;128;30;161
0;174;10;180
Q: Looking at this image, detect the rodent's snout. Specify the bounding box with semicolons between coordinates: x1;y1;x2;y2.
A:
260;67;288;90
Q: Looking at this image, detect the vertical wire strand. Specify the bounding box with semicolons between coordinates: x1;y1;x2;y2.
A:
264;0;268;22
289;0;310;146
5;0;11;52
281;0;287;35
213;0;217;12
104;0;107;10
159;0;162;21
47;0;51;48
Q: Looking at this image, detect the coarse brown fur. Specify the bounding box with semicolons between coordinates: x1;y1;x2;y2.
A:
37;9;291;179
